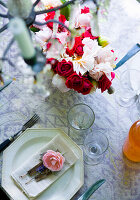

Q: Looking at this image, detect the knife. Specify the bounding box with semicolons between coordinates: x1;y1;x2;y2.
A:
77;179;106;200
114;43;140;70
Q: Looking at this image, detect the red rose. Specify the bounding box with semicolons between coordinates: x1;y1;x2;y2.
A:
65;73;84;91
79;78;93;95
81;6;90;14
82;28;99;40
46;58;58;73
98;74;112;93
45;10;55;30
57;59;74;77
66;47;74;57
66;37;84;57
73;37;84;56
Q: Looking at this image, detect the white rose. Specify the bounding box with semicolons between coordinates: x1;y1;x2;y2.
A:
52;74;70;93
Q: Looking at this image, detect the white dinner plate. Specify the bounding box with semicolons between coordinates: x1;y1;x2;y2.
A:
2;128;84;200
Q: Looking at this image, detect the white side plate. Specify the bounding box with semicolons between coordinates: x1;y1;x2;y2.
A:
2;128;84;200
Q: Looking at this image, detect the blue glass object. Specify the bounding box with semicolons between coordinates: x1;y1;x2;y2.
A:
114;43;140;70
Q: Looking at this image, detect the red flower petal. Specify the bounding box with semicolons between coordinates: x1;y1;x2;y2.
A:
81;6;90;14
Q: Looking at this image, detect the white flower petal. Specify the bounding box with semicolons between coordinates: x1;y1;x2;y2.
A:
73;61;86;75
41;0;62;7
83;38;101;56
76;13;92;28
56;32;68;45
33;14;47;29
97;47;116;65
35;27;52;42
89;62;113;81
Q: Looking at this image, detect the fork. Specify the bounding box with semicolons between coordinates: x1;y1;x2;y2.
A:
0;113;40;153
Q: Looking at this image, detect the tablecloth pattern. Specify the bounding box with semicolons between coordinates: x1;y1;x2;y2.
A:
0;0;140;200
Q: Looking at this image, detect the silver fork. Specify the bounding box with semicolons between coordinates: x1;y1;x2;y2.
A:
0;113;40;152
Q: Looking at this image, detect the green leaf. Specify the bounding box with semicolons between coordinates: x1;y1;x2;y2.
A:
60;0;71;20
30;26;40;32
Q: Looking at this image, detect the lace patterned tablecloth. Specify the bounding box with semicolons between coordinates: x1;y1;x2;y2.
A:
0;0;140;200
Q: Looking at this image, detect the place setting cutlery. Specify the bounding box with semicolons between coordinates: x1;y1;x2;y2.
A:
0;113;40;153
77;179;106;200
0;113;40;199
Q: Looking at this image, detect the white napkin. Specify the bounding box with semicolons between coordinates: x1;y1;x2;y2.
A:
11;135;78;199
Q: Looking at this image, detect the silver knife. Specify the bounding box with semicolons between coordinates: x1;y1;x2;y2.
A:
77;179;106;200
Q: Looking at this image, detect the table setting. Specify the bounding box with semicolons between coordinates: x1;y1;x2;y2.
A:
0;0;140;200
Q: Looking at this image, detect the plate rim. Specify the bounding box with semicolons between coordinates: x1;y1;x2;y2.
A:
2;128;84;200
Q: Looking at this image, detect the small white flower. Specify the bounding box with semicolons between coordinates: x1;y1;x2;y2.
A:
89;62;113;81
35;27;52;42
96;47;116;66
75;13;93;28
72;39;100;75
73;52;95;75
52;74;70;93
82;38;101;55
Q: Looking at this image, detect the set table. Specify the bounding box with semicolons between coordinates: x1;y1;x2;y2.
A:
0;0;140;199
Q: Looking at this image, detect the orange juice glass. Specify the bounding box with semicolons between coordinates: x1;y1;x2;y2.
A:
123;120;140;162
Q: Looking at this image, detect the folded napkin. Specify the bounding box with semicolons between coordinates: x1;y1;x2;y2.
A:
11;135;78;199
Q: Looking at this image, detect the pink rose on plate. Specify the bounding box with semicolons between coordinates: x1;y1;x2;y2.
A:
42;150;65;171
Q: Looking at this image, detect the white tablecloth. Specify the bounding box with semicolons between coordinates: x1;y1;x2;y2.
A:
0;0;140;200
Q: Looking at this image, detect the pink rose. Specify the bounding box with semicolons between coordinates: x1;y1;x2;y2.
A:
43;150;65;171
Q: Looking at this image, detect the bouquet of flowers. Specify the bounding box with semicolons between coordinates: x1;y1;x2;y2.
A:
31;0;117;95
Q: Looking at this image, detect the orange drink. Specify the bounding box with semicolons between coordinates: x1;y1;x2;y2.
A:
123;120;140;162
